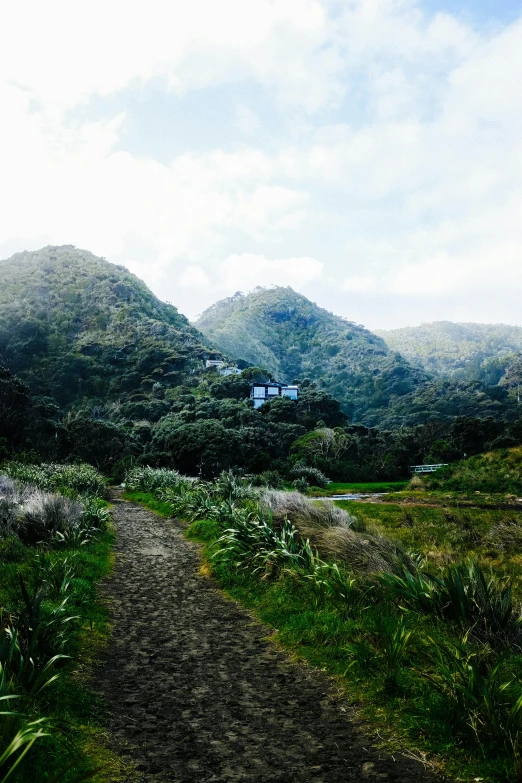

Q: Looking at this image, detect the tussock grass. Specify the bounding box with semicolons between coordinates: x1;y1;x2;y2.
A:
259;490;412;575
1;463;106;497
0;467;123;782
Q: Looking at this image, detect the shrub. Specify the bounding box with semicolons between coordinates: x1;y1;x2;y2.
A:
1;462;105;497
292;478;309;493
253;470;284;489
18;492;83;544
290;465;328;488
125;466;183;492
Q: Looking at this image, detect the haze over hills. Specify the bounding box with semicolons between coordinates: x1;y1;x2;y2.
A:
376;322;522;382
0;247;519;437
0;245;215;406
195;287;520;426
195;286;428;422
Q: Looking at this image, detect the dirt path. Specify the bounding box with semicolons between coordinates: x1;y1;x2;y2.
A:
95;494;446;783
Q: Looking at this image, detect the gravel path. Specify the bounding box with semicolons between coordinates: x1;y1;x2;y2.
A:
95;493;446;783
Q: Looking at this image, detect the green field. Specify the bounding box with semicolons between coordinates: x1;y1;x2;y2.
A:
334;498;522;589
309;481;408;496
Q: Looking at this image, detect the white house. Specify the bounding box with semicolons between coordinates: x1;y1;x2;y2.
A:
250;382;299;409
205;359;242;377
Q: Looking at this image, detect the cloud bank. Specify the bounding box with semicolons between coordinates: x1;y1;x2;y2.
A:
1;0;521;327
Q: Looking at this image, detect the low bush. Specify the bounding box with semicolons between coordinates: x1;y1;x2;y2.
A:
125;466;183;492
1;462;105;497
290;465;328;488
251;470;284;489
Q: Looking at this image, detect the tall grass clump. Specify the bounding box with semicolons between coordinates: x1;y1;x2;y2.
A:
1;463;105;497
0;475;109;546
424;632;522;772
260;491;412;575
380;560;522;650
124;466;184;492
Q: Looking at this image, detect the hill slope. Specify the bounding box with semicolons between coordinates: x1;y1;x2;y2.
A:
196;287;427;422
0;245;214;405
377;321;522;383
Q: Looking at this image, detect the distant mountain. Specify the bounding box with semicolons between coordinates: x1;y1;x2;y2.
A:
196;289;519;426
376;322;522;384
0;245;214;406
195;287;428;422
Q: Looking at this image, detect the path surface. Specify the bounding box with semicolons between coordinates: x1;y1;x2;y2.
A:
95;494;446;783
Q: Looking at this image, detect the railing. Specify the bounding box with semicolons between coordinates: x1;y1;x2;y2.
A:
409;464;449;474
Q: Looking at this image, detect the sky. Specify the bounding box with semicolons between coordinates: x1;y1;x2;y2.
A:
1;0;522;330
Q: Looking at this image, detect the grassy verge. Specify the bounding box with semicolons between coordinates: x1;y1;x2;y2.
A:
335;498;522;588
0;463;132;782
0;529;132;782
383;489;522;510
129;488;522;782
309;481;408;496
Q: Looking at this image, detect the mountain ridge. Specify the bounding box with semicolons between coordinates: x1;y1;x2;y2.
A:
377;320;522;384
0;245;216;406
195;286;427;422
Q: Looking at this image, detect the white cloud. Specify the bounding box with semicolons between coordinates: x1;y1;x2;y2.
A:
180;266;211;287
1;0;522;329
219;254;324;290
1;0;338;112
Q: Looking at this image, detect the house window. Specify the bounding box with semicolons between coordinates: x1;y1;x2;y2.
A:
281;387;298;400
267;386;279;396
253;386;266;398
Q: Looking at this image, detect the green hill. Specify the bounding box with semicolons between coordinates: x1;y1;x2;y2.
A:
377;321;522;384
195;288;519;426
0;245;214;406
195;287;428;422
426;445;522;495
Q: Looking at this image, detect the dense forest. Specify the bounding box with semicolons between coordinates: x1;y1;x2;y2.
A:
378;321;522;389
1;246;522;481
196;288;520;428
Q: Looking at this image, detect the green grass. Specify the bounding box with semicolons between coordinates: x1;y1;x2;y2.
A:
308;481;408;496
0;526;131;782
131;489;522;782
123;490;175;518
425;446;522;495
334;499;522;592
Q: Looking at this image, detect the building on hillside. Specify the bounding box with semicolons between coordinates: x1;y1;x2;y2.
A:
205;359;242;377
250;382;299;409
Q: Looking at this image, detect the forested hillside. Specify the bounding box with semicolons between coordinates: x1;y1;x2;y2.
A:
196;287;427;421
196;288;519;426
1;248;520;480
0;245;214;405
377;321;522;385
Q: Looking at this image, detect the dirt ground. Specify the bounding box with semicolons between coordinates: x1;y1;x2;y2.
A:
95;493;448;783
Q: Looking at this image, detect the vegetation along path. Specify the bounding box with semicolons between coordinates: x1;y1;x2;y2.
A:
96;492;446;783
